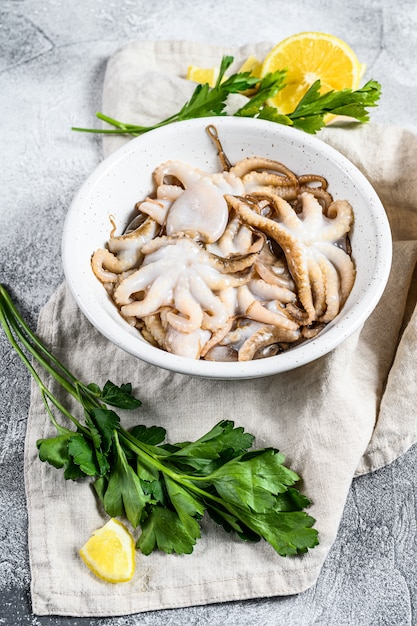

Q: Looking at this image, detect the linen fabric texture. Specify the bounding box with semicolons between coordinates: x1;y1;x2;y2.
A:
26;40;417;616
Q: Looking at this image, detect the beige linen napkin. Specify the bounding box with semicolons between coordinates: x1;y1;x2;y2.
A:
26;41;417;617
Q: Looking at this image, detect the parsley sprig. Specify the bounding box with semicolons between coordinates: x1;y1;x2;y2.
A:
72;55;381;136
0;284;319;557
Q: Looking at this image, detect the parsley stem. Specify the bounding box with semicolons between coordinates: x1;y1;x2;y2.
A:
0;286;76;383
0;285;90;436
72;111;183;137
119;430;230;509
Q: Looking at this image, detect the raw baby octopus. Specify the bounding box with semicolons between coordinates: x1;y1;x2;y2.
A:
91;128;356;361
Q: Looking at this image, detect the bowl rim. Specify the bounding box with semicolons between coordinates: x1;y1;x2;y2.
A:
62;116;392;379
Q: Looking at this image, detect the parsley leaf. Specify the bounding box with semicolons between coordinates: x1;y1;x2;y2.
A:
169;420;255;461
0;283;320;559
37;433;74;469
138;505;199;555
210;449;300;513
288;79;382;133
101;380;142;409
234;508;319;556
103;432;150;527
72;55;381;137
129;424;166;446
67;433;101;476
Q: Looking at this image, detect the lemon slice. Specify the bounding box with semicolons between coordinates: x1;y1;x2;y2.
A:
186;65;220;87
260;32;366;114
79;518;136;583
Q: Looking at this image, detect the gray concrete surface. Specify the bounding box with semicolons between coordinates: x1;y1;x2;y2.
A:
1;1;416;624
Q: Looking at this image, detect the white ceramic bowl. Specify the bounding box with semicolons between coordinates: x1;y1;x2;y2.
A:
62;117;392;379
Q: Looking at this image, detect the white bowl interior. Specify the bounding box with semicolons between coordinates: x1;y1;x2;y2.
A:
62;117;392;379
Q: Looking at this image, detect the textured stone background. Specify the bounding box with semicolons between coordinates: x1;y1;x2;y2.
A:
1;1;417;624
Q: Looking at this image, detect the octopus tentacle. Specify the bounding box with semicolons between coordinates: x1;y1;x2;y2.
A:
189;274;229;331
113;260;171;305
255;244;296;290
298;186;333;212
237;285;300;330
320;201;354;241
230;156;298;184
153;160;204;188
91;249;124;283
207;250;259;273
143;313;167;348
166;276;204;333
315;242;356;306
244;185;299;201
238;325;301;361
120;272;178;318
91;216;159;282
307;256;327;320
200;317;235;357
248;278;296;305
315;254;341;323
138;197;172;224
206;124;232;171
165;325;211;359
298;174;329;190
242;171;298;191
156;184;184;201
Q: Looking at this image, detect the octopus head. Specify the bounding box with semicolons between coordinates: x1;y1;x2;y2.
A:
166;183;229;243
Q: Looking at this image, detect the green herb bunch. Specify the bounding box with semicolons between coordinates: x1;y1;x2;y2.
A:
0;284;319;557
72;55;381;137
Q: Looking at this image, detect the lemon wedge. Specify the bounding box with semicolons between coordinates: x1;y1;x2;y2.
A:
79;518;136;583
238;55;262;78
186;56;262;87
260;32;366;114
186;65;220;87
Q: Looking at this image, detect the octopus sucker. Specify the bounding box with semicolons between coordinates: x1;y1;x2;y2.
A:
207;249;260;274
143;313;167;348
92;128;356;362
307;257;327;320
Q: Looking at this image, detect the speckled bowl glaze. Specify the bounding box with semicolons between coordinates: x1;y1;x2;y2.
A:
62;117;392;379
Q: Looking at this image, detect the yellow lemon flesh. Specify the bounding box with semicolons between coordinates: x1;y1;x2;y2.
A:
237;55;262;78
79;518;136;583
186;65;220;87
260;32;366;114
186;56;261;87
